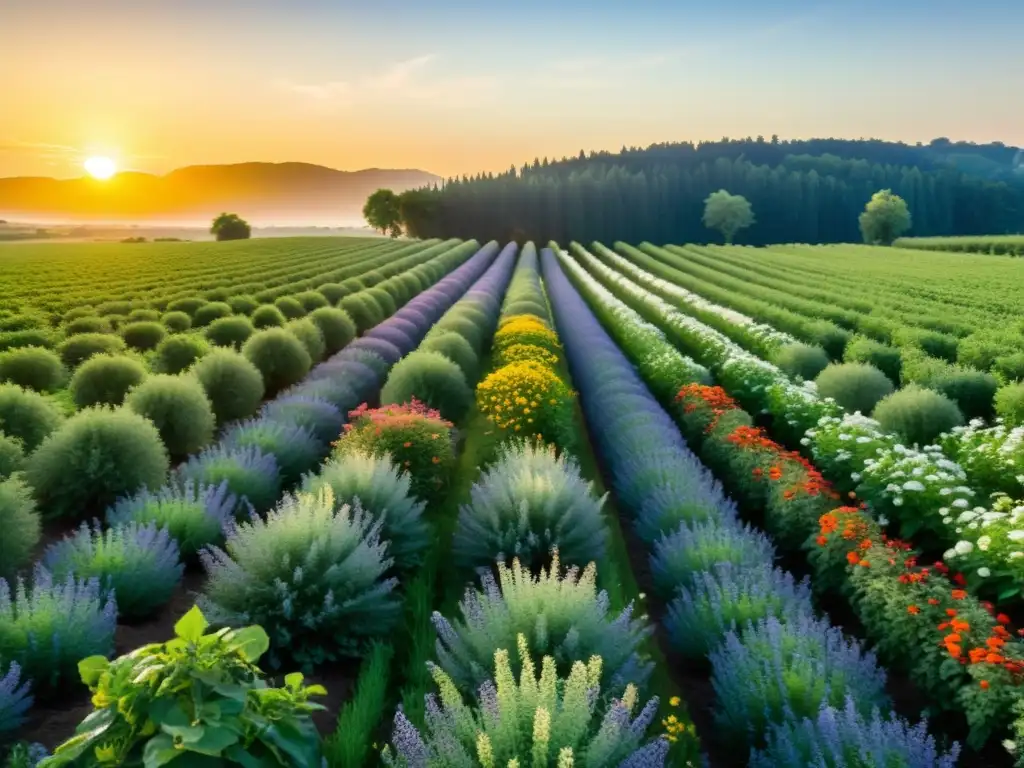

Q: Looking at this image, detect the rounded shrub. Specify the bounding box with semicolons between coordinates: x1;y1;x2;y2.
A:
366;287;396;317
273;295;306;320
96;300;132;317
0;346;65;392
222;417;321;487
873;385;964;446
308;307;356;355
121;321;167;352
494;315;560;357
433;552;652;693
203;287;230;302
338;294;383;334
0;384;64;452
337;346;390;379
26;407;169;519
419;332;478;382
69;353;147;408
381;350;472;422
294;290;329;312
65;315;111;335
160;310;192;333
288;377;361;417
435;315;484;350
227;294;259;316
773;343;830;381
0;329;59;353
316;283;348;305
364;323;413;353
191;301;232;328
996;382;1024;426
126;374;216;457
200;486;401;670
62;306;97;323
153;333;209;374
262;395;344;444
476;361;576;451
0;476;41;579
932;368;998;420
191;348;265;424
301;451;429;570
58;332;126;368
166;297;207;317
174;445;280;514
814;362;894;415
339;277;365;294
994;352;1024;383
107;480;239;560
0;432;25;480
203;315;255;349
251;304;287;329
286;318;326;363
842;334;902;384
453;441;608;571
41;521;183;620
127;308;160;323
242;328;312;396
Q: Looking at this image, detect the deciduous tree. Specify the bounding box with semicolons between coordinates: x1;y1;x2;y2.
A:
702;189;755;244
859;189;912;245
210;213;251;241
362;189;401;237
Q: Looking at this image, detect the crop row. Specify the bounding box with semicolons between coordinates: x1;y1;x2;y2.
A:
895;235;1024;257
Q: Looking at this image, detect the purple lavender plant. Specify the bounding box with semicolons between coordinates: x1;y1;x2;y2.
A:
346;336;403;366
174;444;281;514
221;417;323;486
0;662;32;739
362;326;414;357
261;395;344;444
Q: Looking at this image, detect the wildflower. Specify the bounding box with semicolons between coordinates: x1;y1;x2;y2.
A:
951;590;967;600
907;605;920;615
978;567;991;578
998;613;1011;625
928;598;939;605
846;551;860;566
980;680;990;690
669;696;681;707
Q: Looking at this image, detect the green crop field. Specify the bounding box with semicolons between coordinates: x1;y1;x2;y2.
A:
896;234;1024;256
4;234;1024;768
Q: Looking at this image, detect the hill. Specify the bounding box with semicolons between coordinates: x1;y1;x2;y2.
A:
0;162;440;225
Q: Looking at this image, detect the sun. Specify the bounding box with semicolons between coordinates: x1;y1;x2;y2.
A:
84;156;117;180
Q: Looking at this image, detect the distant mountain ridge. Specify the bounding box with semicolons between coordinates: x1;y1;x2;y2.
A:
0;162;441;224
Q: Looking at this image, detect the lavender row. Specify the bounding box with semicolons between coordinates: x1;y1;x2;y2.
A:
540;249;958;767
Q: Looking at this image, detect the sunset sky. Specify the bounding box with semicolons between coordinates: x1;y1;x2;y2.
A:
3;0;1021;180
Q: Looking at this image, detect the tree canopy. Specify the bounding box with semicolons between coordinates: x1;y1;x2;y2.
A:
210;213;251;242
702;189;755;244
363;189;402;237
859;189;912;245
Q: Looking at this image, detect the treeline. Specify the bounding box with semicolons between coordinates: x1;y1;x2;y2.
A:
391;137;1024;245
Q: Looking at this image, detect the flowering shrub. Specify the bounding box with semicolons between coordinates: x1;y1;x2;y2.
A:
301;450;429;571
941;419;1024;499
222;417;323;487
452;441;608;570
674;383;741;440
106;480;240;560
0;567;117;697
200;486;401;671
750;697;961;768
493;315;562;357
335;400;455;504
494;342;560;369
381;634;669;767
174;444;281;514
432;552;652;693
476;361;575;452
43;606;325;767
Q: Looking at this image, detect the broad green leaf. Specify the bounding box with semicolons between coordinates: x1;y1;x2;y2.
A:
186;726;241;755
283;672;304;689
78;655;110;687
174;605;209;643
142;734;181;768
230;625;270;662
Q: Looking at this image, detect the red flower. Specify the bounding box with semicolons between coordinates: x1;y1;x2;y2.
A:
928;598;940;606
907;605;920;615
997;613;1011;626
980;680;990;690
954;573;967;586
951;590;967;600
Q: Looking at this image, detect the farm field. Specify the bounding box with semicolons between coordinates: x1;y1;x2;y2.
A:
2;235;1024;767
895;235;1024;256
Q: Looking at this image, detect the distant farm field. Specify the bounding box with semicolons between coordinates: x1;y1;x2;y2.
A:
895;233;1024;255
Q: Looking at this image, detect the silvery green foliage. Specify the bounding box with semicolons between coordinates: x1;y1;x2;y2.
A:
382;634;669;768
0;566;117;695
41;520;183;620
453;441;608;570
432;551;653;695
199;486;401;672
261;395;345;444
174;444;281;514
221;417;323;487
0;662;32;739
106;480;242;559
300;451;428;570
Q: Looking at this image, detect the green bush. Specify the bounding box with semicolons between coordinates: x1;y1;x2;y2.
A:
166;297;207;317
338;294;383;334
192;301;233;328
843;334;902;384
892;326;959;363
0;384;64;452
69;353;148;408
126;374;216;457
153;333;209;374
436;315;484;350
200;486;401;671
192;348;265;424
0;328;60;353
121;321;167;352
0;432;25;480
365;287;396;318
316;283;348;305
381;350;472;422
873;385;964;446
203;287;230;302
0;346;65;392
223;418;321;487
251;304;287;329
160;310;192;333
308;307;356;355
996;383;1024;426
419;331;478;382
127;308;160;323
301;451;429;571
62;306;97;323
58;332;126;368
453;441;608;571
773;343;830;381
227;294;259;316
0;475;40;579
274;296;306;320
814;362;894;414
994;352;1024;383
243;328;312;397
932;369;998;420
27;407;169;519
174;445;280;515
41;521;183;620
294;290;329;312
204;315;255;349
65;316;111;335
286;318;326;364
96;300;132;317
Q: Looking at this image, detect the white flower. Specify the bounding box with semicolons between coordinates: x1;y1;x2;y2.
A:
877;515;889;526
800;437;810;446
954;540;974;555
893;497;904;507
978;567;991;577
939;487;953;496
952;499;970;509
1003;739;1016;754
1009;530;1024;541
978;536;992;551
943;517;953;524
1011;552;1024;560
944;548;957;560
902;480;926;492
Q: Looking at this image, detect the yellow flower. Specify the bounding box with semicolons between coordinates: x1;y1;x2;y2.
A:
669;696;681;707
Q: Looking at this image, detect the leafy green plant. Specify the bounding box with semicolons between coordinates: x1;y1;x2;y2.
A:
26;407;169;520
285;318;326;364
251;304;287;329
204;315;255;349
42;605;326;767
127;309;160;323
125;374;216;457
0;347;65;393
0;476;40;580
308;307;356;355
242;329;312;397
57;333;126;368
842;335;902;384
166;297;207;317
814;363;894;415
0;433;24;481
294;290;329;312
322;643;393;768
174;445;280;515
192;301;233;327
339;294;383;334
200;486;401;671
773;343;829;382
381;634;669;767
932;368;998;421
152;333;208;374
419;331;479;382
873;385;964;446
159;310;192;333
120;321;166;352
228;295;259;316
274;296;306;320
0;384;64;452
996;382;1024;426
69;354;147;408
223;417;322;487
64;316;111;336
382;350;473;423
191;348;265;424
